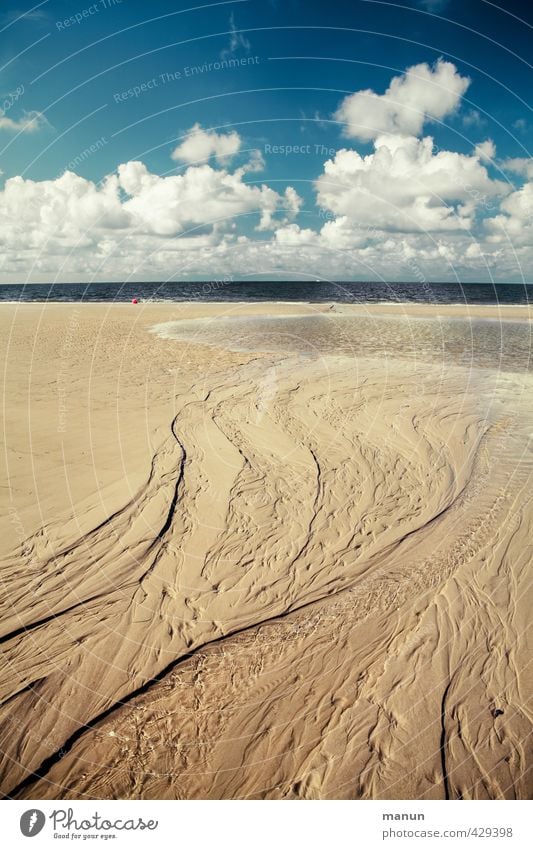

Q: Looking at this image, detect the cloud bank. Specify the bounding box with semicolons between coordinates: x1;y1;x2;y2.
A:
1;66;531;283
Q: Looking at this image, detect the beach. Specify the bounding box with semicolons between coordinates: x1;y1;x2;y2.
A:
1;300;532;800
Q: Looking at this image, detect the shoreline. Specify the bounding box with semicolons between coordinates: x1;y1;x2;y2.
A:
1;300;532;321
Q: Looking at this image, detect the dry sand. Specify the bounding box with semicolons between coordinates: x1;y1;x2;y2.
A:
0;301;532;800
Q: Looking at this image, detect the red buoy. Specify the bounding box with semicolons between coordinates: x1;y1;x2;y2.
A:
132;297;138;304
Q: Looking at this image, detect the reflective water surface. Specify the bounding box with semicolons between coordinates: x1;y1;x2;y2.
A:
154;313;533;374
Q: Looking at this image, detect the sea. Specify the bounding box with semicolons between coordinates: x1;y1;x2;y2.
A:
0;280;532;305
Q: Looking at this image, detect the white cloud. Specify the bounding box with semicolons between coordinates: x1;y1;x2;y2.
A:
0;157;303;279
474;139;496;162
315;134;508;234
255;185;304;232
512;118;527;133
0;171;128;249
1;139;527;283
274;223;317;246
283;186;303;218
242;149;265;173
462;109;485;129
220;12;251;60
485;182;533;246
465;242;482;259
171;123;241;164
1;213;530;284
502;157;533;180
0;109;47;133
1;57;531;285
335;59;470;142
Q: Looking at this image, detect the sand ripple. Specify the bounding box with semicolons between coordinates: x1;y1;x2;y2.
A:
0;304;531;799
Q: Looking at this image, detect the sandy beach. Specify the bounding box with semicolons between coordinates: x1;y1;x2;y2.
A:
1;300;532;800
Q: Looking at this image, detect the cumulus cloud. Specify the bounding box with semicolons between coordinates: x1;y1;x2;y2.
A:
474;139;496;162
462;109;485;129
0;57;531;285
1;138;525;283
0;172;128;249
117;159;287;235
0;210;529;284
485;182;533;246
0;109;47;133
0;157;302;280
274;223;317;246
335;59;470;142
171;123;241;164
502;157;533;180
315;134;508;234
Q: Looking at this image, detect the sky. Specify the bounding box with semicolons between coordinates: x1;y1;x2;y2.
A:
0;0;531;283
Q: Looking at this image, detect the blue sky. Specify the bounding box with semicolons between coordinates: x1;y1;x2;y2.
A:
0;0;531;282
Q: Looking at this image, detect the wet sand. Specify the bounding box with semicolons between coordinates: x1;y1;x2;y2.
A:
0;301;532;799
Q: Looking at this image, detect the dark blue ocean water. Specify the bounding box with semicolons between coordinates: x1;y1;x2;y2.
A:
0;281;532;305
